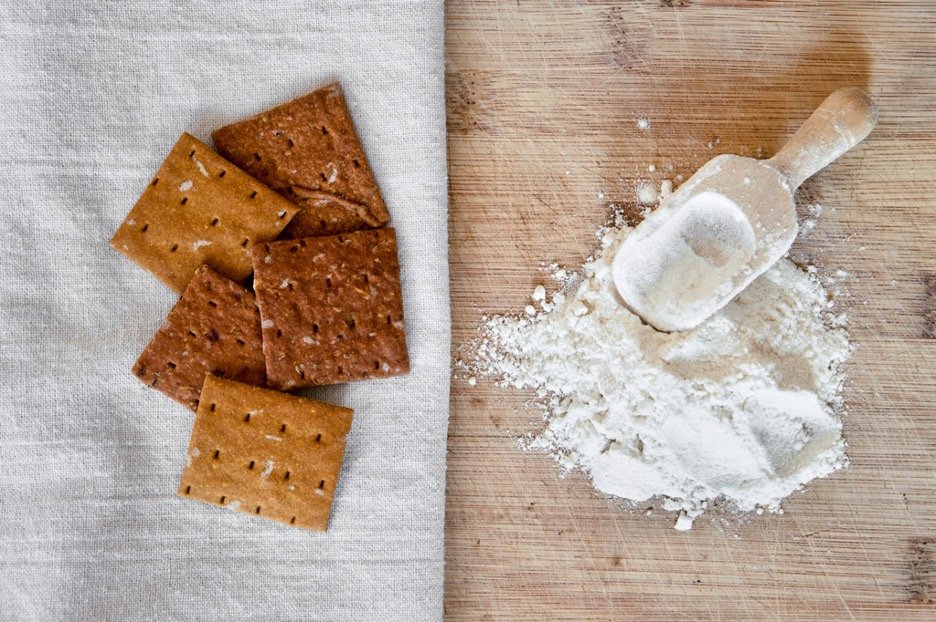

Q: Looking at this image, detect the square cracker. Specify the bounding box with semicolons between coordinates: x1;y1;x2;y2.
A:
178;375;354;531
211;82;389;238
252;228;409;390
110;132;300;293
133;265;266;410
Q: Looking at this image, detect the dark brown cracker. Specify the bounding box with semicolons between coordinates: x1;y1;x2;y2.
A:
133;265;266;409
252;228;409;390
110;132;300;293
211;82;389;238
178;375;354;531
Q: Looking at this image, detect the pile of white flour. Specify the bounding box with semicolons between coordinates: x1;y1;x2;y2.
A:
470;213;851;530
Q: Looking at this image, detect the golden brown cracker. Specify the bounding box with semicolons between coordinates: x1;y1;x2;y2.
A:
211;83;389;238
251;228;409;390
178;375;353;531
132;265;266;410
110;132;300;293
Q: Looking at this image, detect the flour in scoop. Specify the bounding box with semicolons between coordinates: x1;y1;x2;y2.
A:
614;191;757;328
468;209;851;530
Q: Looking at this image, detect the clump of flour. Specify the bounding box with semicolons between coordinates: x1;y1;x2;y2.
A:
470;213;851;530
799;203;823;237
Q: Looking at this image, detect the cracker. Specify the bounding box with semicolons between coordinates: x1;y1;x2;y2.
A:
252;228;409;389
110;132;300;293
133;265;266;409
178;375;353;531
211;82;389;238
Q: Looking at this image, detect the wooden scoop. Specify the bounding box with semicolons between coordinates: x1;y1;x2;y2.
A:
612;87;877;332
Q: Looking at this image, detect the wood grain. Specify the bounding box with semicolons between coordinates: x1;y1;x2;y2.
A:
445;1;936;620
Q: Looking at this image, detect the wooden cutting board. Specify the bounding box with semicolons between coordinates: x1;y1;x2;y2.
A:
445;1;936;620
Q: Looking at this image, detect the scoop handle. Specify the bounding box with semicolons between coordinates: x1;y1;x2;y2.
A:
768;87;878;190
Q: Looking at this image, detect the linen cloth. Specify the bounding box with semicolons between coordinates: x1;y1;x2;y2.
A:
0;2;449;620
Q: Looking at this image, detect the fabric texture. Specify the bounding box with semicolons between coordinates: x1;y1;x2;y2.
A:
0;2;449;620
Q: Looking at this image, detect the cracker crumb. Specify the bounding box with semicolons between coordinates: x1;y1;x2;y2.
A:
193;157;209;177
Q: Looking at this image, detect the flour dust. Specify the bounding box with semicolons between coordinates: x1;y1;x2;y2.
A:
466;207;851;530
